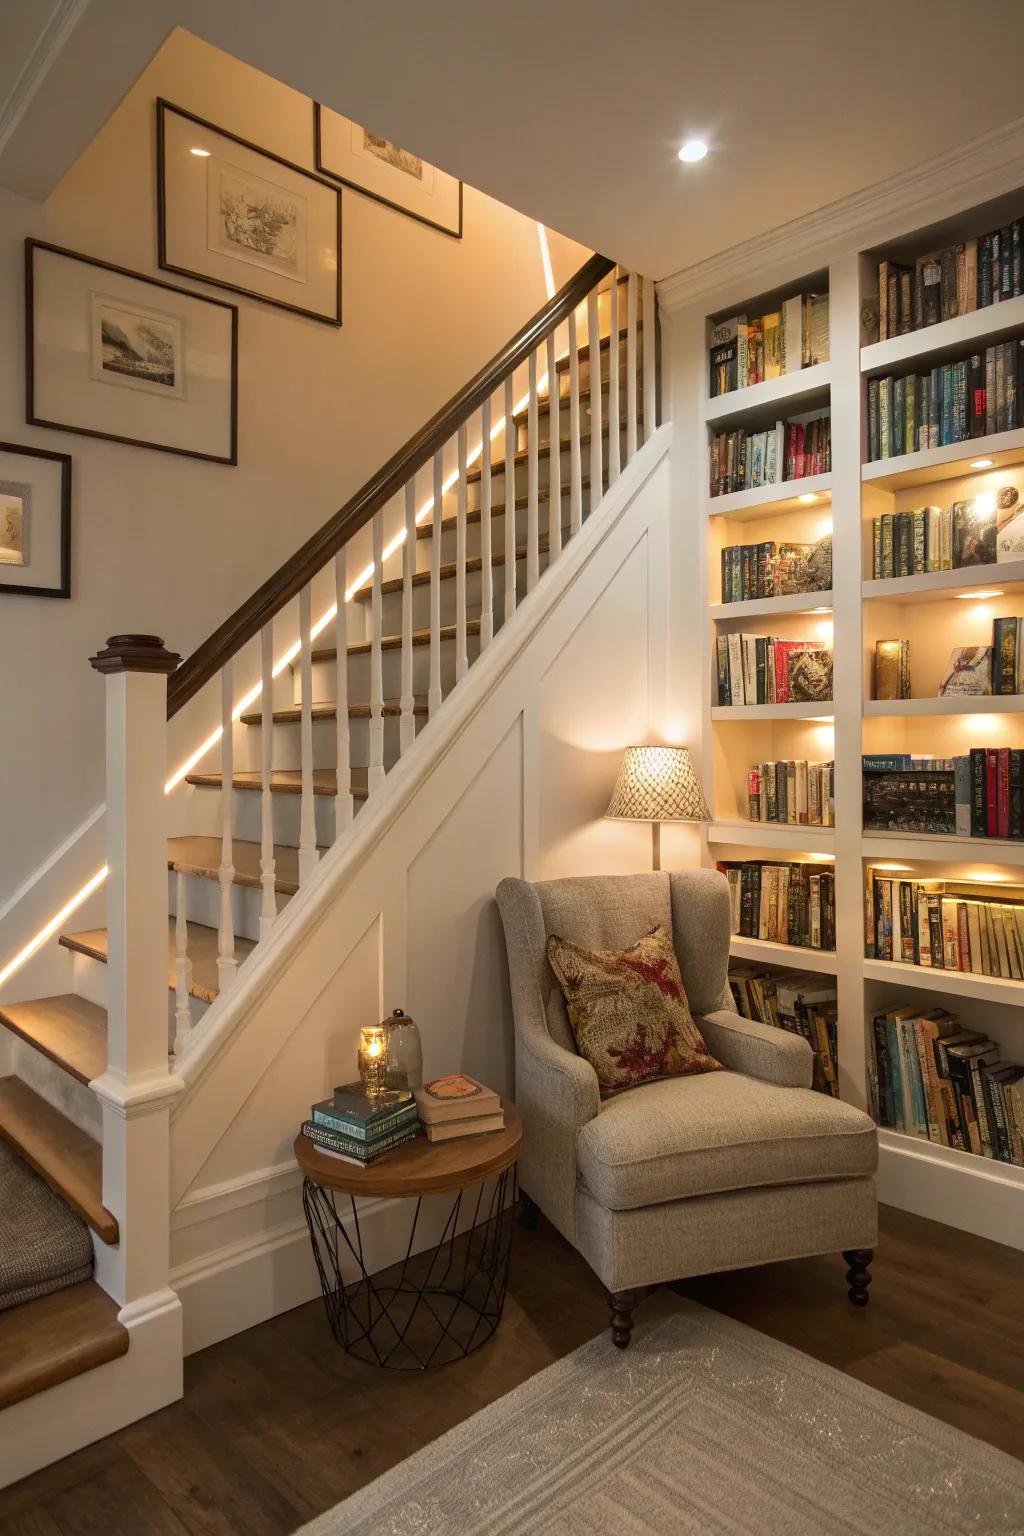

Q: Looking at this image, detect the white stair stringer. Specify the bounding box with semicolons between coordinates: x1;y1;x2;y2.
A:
167;425;672;1353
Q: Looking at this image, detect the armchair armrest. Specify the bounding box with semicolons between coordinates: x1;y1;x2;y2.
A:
697;1009;813;1089
515;1018;600;1242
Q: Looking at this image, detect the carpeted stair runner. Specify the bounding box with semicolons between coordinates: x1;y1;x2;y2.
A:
0;1139;92;1312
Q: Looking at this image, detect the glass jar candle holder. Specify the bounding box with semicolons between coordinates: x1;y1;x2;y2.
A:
358;1023;389;1098
385;1008;423;1091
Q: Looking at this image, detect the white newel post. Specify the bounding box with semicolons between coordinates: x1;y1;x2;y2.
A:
88;634;185;1400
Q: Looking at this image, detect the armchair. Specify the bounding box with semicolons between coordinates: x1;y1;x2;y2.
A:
496;869;877;1347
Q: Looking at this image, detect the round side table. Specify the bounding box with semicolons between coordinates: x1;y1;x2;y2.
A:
294;1101;522;1370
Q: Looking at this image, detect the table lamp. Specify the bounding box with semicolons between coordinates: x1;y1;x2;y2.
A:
605;745;710;870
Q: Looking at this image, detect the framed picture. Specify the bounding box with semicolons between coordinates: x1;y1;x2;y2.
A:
26;239;238;464
157;99;342;326
314;103;463;239
0;441;71;599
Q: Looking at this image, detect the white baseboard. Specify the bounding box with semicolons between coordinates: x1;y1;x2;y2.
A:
0;1288;183;1491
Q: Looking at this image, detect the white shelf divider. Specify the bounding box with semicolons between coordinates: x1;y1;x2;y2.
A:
702;362;831;426
710;590;833;621
861;293;1024;375
863;559;1024;604
729;935;838;973
708;820;835;853
863;957;1024;1009
707;472;832;522
862;427;1024;489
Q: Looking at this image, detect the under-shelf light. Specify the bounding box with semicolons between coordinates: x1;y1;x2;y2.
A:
955;589;1003;600
969;458;995;470
872;863;912;873
797;493;818;504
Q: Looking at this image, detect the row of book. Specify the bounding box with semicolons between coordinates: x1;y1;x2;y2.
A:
875;224;1022;341
747;760;834;826
710;415;831;497
869;486;1024;577
709;295;829;397
862;751;1024;839
718;860;836;951
719;538;832;603
301;1075;505;1167
868;1004;1023;1166
728;963;838;1096
865;341;1023;463
866;868;1024;977
715;634;833;706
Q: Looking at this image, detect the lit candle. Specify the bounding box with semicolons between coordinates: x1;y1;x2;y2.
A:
358;1024;388;1097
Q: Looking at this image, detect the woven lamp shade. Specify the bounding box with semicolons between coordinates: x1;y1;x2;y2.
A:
605;746;711;823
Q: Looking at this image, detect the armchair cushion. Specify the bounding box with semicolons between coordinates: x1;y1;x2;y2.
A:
576;1071;877;1211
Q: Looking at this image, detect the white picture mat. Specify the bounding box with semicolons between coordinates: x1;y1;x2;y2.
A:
31;246;234;460
205;154;309;285
0;450;63;591
162;109;337;313
318;105;460;231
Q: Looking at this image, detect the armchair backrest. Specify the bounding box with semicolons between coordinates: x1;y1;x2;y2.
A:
496;869;732;1047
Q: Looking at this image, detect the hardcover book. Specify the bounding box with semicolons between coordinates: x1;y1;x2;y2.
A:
938;646;992;697
787;648;833;703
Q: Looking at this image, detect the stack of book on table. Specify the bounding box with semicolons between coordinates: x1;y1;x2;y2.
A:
414;1075;504;1142
302;1082;420;1166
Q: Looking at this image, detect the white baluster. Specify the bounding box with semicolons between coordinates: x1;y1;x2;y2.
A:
626;271;639;462
335;547;354;833
456;423;469;680
568;306;583;534
588;288;604;508
369;510;385;790
546;331;561;560
504;376;517;622
298;584;319;880
642;276;656;443
479;398;494;648
259;621;276;939
173;869;192;1055
429;450;443;716
527;350;539;592
400;481;417;750
607;273;620;484
217;661;237;993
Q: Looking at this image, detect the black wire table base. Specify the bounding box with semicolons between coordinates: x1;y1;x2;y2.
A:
302;1164;517;1369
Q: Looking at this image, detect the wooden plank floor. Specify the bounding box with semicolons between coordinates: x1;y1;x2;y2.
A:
0;1203;1022;1532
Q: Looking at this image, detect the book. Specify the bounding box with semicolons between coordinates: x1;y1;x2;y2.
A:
326;1081;413;1123
874;639;910;700
424;1111;506;1142
414;1075;501;1124
938;647;992;697
787;648;833;703
312;1097;419;1141
301;1119;419;1164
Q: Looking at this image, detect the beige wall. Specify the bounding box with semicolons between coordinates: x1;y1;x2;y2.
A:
0;28;588;907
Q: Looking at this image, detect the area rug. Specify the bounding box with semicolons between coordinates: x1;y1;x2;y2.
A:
299;1298;1024;1535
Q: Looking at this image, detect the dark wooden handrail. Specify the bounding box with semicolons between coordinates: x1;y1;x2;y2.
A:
167;252;616;718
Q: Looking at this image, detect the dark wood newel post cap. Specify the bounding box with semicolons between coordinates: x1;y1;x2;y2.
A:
89;634;181;675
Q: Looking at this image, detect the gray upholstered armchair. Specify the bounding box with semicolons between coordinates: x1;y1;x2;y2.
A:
496;869;878;1347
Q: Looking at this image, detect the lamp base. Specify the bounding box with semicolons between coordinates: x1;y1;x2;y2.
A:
652;821;661;872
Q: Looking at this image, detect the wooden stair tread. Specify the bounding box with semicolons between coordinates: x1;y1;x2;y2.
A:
311;618;481;665
0;1078;118;1244
355;538;556;601
61;921;256;1006
186;768;369;799
0;995;106;1086
465;428;615;486
239;697;428;726
511;369;643;425
554;321;642;377
0;1279;128;1411
414;485;589;540
168;835;323;896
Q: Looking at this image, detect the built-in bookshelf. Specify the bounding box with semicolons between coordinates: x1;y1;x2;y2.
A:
675;170;1024;1252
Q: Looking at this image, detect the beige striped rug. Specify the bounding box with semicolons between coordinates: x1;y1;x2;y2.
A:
299;1298;1024;1535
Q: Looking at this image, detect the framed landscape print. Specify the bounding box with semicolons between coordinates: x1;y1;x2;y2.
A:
314;103;463;238
158;100;342;326
26;240;237;464
0;441;71;599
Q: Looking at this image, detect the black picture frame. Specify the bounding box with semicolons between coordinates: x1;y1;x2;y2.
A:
0;440;72;599
25;238;239;466
157;99;343;327
313;102;464;240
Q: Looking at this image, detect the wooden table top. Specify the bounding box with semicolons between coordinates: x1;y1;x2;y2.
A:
294;1100;522;1198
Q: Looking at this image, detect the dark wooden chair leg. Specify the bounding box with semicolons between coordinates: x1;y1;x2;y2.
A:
608;1288;639;1349
518;1191;541;1230
842;1247;874;1307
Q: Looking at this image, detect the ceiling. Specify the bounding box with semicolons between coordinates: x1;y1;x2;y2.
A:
4;0;1024;280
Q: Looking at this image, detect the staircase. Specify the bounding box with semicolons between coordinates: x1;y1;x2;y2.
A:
0;254;657;1480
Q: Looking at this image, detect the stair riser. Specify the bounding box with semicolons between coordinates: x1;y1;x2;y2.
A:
230;785;345;849
6;1038;101;1143
409;504;579;573
169;871;287;948
70;951;209;1042
236;713;419;773
360;552;553;635
512;383;630;454
300;634;482;706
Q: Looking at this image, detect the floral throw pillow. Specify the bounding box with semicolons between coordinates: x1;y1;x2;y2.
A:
546;925;723;1097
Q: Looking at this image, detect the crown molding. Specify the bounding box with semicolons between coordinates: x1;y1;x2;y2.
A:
0;0;91;160
657;115;1024;316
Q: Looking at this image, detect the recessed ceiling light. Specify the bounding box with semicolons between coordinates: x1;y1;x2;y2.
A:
678;139;708;164
807;606;832;614
956;589;1004;600
190;146;211;157
970;458;995;469
797;492;817;503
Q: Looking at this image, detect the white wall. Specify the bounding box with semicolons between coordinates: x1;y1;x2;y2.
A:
0;27;588;920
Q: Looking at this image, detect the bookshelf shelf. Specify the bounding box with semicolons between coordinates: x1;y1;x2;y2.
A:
862;956;1024;1008
863;695;1024;717
862;829;1024;866
863;560;1024;604
861;293;1024;376
862;426;1024;489
878;1127;1024;1189
709;591;833;621
707;473;832;522
707;820;835;853
711;703;834;722
702;362;831;427
730;935;837;973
